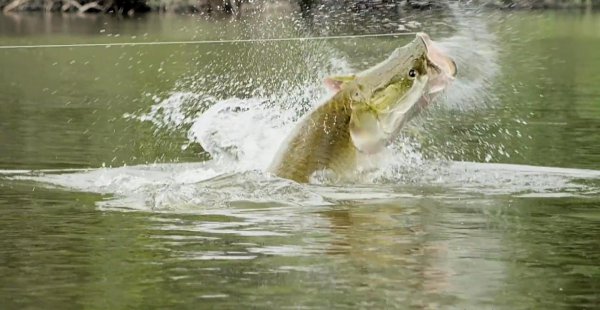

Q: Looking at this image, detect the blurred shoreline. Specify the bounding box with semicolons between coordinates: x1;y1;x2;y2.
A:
1;0;599;16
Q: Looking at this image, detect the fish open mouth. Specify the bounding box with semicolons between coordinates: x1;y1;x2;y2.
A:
417;32;457;95
351;33;457;154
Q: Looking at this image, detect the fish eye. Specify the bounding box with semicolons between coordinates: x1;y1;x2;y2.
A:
408;69;417;79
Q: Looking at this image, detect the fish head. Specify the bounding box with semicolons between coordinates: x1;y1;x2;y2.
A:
326;33;457;153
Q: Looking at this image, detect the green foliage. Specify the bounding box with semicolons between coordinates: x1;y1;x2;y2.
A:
482;0;600;9
2;0;600;14
0;0;241;13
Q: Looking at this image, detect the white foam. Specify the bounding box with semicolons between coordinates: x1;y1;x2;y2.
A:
6;160;599;213
4;11;598;213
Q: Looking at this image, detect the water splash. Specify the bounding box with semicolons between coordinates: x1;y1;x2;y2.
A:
6;161;599;213
5;8;599;212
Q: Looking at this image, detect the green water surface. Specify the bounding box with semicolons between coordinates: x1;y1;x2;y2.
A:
0;8;599;309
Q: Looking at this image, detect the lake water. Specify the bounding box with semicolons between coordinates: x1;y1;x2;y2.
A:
1;5;599;309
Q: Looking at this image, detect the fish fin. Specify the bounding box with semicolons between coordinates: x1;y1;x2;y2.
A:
428;83;446;94
349;108;387;154
324;75;355;92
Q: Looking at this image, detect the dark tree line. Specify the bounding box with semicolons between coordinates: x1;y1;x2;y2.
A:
1;0;598;15
0;0;243;14
1;0;151;14
482;0;597;9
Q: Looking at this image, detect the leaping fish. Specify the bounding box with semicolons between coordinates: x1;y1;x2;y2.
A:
268;33;457;183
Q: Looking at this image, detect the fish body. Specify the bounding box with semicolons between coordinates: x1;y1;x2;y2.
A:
270;88;355;183
269;33;457;183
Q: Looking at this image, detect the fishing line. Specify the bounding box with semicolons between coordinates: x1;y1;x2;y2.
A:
0;32;418;50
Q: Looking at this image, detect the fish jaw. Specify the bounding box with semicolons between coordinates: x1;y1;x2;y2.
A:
348;33;457;153
417;32;457;95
